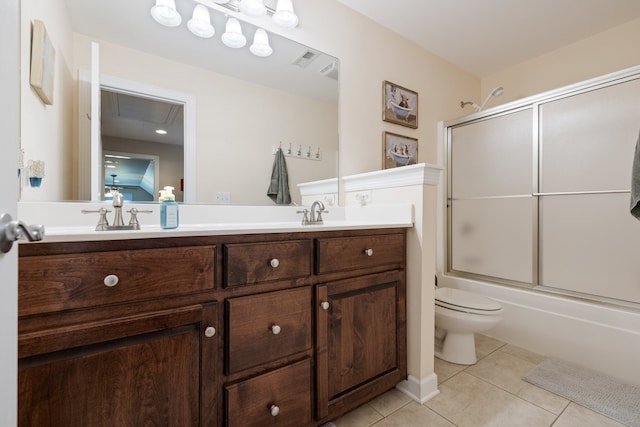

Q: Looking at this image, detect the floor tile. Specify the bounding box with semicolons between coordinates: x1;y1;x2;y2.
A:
367;389;412;417
425;372;556;427
434;356;467;384
332;402;384;427
465;349;569;415
553;402;627;427
474;333;506;359
500;344;546;365
372;401;455;427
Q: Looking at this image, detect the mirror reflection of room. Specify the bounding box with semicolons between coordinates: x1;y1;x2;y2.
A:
19;0;339;206
101;90;184;202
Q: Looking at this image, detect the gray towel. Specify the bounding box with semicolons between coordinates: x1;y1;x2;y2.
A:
631;130;640;220
267;148;291;205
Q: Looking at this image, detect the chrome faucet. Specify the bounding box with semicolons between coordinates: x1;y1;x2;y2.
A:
309;200;327;224
82;190;152;231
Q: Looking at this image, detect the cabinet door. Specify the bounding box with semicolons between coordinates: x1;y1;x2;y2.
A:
18;303;218;427
316;270;406;419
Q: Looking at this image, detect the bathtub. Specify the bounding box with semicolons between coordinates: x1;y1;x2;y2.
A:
439;275;640;387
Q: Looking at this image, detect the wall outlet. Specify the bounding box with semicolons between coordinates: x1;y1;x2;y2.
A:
355;191;372;204
214;191;231;204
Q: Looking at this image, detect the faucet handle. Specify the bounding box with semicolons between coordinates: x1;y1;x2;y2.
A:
127;208;153;230
316;208;328;223
81;208;111;231
296;209;309;225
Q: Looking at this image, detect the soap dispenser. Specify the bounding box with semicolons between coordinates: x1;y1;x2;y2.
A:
159;186;179;229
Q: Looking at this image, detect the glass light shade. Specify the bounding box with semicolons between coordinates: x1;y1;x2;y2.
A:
221;18;247;48
240;0;267;17
187;5;215;38
272;0;298;28
249;29;273;57
150;0;182;27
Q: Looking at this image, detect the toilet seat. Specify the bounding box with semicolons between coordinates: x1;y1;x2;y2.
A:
435;287;503;315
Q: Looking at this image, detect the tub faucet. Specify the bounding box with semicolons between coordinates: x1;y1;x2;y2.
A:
309;200;327;224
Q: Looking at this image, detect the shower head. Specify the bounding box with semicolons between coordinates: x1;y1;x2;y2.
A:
477;86;504;111
460;86;504;112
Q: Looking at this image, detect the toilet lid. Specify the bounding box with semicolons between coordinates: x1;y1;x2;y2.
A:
435;287;502;313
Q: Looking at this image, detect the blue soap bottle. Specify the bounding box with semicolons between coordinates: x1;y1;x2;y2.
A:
159;186;179;229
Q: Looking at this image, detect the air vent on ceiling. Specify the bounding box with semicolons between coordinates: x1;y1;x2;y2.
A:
319;61;339;80
293;49;319;68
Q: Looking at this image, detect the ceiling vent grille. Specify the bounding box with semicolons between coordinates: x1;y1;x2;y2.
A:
293;49;318;68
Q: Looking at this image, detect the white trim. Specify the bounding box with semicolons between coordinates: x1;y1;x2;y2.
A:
297;177;338;196
395;374;440;404
342;163;443;192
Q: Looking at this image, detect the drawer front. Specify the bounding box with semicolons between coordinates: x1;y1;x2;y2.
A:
19;245;215;317
226;358;311;427
226;287;311;374
223;240;311;287
315;233;405;274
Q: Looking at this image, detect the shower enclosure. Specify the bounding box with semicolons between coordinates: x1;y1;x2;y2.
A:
444;66;640;307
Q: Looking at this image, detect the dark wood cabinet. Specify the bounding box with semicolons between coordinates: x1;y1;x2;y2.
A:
18;227;406;427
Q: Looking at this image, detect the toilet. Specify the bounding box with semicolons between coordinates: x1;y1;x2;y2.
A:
434;287;503;365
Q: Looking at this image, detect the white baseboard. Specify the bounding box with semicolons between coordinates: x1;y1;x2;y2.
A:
396;374;440;404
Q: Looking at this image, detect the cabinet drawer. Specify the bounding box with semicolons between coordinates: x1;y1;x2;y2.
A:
19;245;215;317
315;233;405;274
226;358;311;427
226;287;311;374
223;240;311;287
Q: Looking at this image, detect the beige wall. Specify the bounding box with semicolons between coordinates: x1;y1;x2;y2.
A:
481;17;640;103
20;0;74;201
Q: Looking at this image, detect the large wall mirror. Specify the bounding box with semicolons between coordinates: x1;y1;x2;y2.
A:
20;0;339;205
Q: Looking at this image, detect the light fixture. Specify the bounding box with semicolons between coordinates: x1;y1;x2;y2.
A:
155;129;168;135
239;0;267;17
150;0;182;27
272;0;298;28
187;5;215;38
460;86;504;112
221;17;247;48
249;29;272;57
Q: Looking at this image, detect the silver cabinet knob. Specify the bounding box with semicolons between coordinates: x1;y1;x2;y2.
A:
364;248;374;256
320;301;330;310
271;324;281;335
204;326;216;337
103;274;119;287
270;405;280;417
270;258;280;268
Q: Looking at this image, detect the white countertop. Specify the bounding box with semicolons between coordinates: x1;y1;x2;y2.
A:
18;202;414;243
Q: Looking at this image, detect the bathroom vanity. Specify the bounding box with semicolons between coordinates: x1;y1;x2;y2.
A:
17;225;407;426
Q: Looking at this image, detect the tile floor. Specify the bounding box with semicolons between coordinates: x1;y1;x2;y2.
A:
331;334;626;427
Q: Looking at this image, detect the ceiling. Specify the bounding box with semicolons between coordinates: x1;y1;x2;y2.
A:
335;0;640;77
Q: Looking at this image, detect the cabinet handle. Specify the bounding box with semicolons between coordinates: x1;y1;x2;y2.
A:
270;405;280;417
270;258;280;268
271;324;281;335
364;248;374;257
204;326;216;337
320;301;330;310
103;274;119;287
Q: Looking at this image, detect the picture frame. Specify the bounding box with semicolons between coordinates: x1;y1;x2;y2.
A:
30;19;55;105
382;80;418;128
383;131;418;169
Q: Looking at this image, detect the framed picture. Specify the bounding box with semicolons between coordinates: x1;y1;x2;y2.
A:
383;81;417;128
383;131;418;169
30;19;55;105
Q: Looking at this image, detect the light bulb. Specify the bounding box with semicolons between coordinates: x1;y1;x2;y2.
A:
221;18;247;48
250;29;273;57
272;0;298;28
150;0;182;27
187;5;215;38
